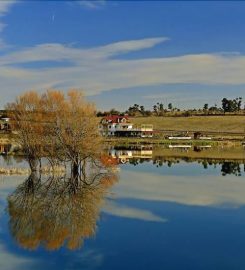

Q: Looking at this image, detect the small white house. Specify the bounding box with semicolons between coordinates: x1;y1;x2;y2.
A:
99;115;153;137
99;115;133;136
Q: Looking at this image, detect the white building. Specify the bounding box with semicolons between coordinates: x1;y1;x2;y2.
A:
99;115;133;136
99;115;153;137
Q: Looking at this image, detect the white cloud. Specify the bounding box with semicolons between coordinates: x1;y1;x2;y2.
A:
142;92;213;104
103;202;167;222
0;37;167;64
0;1;16;15
0;1;16;50
97;37;169;57
1;37;245;105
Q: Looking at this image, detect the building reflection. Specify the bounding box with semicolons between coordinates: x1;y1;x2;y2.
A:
7;157;118;251
108;146;153;164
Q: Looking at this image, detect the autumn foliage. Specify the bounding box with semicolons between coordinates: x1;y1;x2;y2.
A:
6;89;101;173
6;89;119;251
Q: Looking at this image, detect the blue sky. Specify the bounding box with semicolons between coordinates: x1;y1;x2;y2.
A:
0;1;245;110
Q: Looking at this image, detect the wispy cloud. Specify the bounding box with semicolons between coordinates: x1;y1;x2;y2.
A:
77;0;106;10
0;0;17;49
142;92;213;104
1;36;245;106
0;37;167;64
0;1;16;15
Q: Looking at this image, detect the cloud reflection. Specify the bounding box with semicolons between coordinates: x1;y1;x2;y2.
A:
115;170;245;208
103;202;167;222
0;241;36;270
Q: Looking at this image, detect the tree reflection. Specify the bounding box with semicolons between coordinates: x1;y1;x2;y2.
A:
126;155;245;176
7;158;118;251
221;162;242;176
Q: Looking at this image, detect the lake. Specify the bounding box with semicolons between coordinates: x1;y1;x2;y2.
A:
0;148;245;270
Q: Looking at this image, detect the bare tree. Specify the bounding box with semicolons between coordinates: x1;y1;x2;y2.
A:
6;89;102;176
41;89;102;176
6;91;45;171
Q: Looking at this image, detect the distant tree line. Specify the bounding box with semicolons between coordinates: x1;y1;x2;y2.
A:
96;97;245;117
221;97;243;113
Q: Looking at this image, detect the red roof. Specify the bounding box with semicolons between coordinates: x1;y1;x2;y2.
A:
102;115;129;123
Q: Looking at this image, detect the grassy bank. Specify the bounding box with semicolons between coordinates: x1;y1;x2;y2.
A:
132;115;245;133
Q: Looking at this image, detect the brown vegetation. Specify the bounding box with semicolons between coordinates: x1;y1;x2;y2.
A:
6;89;101;175
5;89;120;252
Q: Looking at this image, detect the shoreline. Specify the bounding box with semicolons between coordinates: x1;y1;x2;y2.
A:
103;137;244;147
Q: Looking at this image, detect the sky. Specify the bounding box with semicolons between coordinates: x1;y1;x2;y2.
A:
0;0;245;110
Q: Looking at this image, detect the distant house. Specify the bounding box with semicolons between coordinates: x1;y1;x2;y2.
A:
98;115;132;136
99;115;153;137
0;117;10;132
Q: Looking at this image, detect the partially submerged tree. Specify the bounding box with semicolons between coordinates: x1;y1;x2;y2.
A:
6;90;119;251
41;90;101;176
6;89;101;175
6;91;44;171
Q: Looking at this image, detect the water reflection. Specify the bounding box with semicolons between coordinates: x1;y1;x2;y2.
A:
108;146;245;176
153;159;245;176
221;162;243;176
7;159;118;251
1;149;245;269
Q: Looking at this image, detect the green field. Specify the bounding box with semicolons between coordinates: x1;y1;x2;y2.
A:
132;115;245;133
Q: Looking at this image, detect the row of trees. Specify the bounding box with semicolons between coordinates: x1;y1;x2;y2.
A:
97;97;244;117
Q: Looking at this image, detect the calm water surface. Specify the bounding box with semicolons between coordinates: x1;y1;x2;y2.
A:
1;155;245;270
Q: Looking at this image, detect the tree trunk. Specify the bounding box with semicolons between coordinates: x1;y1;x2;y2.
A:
72;157;79;178
28;157;38;172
